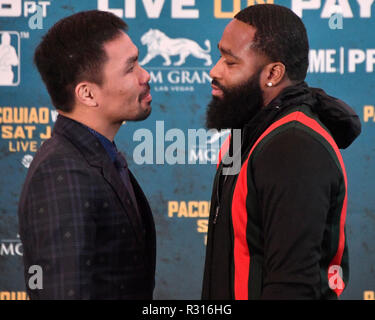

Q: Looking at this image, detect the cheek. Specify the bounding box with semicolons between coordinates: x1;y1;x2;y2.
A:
124;76;143;97
112;79;139;101
225;67;252;87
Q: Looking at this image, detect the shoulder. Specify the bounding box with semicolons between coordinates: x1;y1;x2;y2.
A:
251;124;343;188
254;124;336;161
27;134;91;182
252;107;343;170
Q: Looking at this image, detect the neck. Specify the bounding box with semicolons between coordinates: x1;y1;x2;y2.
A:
58;109;121;142
262;79;294;107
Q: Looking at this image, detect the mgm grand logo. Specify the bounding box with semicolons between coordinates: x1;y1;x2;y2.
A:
139;29;212;92
0;235;22;256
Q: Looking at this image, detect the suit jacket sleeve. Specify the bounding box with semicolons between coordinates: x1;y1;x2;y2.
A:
252;128;341;299
21;157;97;299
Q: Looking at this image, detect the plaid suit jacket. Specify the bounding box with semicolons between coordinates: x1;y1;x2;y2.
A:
18;115;156;299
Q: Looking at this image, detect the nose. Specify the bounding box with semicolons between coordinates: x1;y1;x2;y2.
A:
209;58;223;81
140;66;151;84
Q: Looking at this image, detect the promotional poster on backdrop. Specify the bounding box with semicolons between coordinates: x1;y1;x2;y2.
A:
0;0;374;300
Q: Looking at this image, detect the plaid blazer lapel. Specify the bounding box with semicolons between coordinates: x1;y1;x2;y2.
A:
53;115;145;244
101;163;144;243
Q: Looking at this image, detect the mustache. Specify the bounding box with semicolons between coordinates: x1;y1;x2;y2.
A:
211;79;226;92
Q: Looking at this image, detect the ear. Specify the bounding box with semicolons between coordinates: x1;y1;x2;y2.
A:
261;62;287;88
74;82;98;107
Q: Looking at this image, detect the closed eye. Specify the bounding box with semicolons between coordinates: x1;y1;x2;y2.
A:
124;51;139;74
127;65;135;73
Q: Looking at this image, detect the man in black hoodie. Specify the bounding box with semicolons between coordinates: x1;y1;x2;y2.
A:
202;4;361;300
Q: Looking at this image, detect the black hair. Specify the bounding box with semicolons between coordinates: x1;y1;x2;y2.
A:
235;4;309;81
34;10;128;112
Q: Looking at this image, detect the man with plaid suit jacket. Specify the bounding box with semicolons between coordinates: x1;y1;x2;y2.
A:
18;11;155;299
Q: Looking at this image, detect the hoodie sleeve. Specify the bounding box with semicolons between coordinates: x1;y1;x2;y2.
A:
252;127;342;299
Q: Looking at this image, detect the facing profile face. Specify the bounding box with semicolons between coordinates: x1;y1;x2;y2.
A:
210;19;269;99
94;31;152;124
206;19;270;130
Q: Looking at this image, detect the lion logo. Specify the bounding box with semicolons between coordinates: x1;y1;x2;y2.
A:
139;29;212;67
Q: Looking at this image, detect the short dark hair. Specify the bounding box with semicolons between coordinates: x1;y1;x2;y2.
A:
34;10;127;112
235;4;309;82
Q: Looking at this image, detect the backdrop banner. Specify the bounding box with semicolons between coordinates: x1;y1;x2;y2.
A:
0;0;374;300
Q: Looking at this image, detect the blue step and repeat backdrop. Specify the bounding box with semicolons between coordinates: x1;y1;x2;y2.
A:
0;0;374;300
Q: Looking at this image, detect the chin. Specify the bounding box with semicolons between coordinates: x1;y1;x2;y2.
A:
133;105;152;122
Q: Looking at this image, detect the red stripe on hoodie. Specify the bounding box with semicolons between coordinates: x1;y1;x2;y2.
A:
231;111;347;299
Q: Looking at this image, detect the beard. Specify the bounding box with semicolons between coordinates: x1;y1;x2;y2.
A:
205;68;264;130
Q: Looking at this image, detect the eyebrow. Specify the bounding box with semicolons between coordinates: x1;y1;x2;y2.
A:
125;50;139;67
217;43;240;60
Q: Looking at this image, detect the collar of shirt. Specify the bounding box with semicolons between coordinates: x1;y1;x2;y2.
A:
83;125;118;163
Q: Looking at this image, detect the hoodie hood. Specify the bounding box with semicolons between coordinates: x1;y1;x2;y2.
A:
267;82;362;149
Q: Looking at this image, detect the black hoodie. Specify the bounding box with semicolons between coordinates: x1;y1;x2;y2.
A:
202;82;361;300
